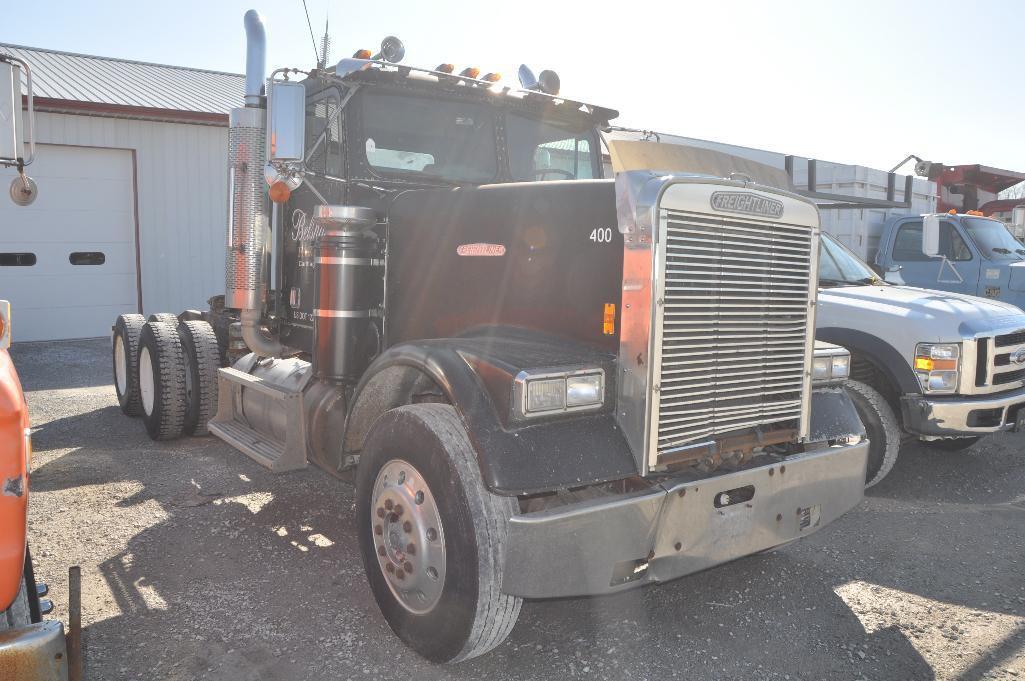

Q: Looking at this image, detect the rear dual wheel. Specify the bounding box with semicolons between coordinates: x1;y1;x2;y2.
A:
138;321;187;440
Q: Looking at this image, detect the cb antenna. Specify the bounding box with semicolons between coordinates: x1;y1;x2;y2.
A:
318;16;331;69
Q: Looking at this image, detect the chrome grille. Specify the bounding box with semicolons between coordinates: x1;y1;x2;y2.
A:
652;210;815;455
981;329;1025;392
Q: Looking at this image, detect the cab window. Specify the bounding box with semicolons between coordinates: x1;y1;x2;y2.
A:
506;112;596;181
892;221;972;262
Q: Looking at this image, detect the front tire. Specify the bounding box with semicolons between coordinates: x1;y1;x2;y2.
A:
112;313;146;416
138;321;187;441
355;404;521;663
845;380;901;488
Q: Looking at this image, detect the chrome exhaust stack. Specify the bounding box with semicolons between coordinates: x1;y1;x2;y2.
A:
225;9;284;357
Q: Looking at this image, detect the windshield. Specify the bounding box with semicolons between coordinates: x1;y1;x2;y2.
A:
819;233;881;286
361;92;498;183
506;112;597;181
962;216;1025;260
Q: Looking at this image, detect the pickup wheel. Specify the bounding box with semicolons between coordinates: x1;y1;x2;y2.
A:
845;380;901;488
178;320;221;436
355;404;521;663
138;321;187;441
113;313;146;416
924;436;982;452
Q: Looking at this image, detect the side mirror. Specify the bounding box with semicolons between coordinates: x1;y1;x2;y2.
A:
922;215;941;257
266;80;306;163
1;55;38;206
0;60;23;163
1013;206;1025;229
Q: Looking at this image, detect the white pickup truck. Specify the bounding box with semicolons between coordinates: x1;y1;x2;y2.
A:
816;233;1025;486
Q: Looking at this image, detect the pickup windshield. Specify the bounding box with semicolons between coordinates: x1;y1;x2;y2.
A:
819;233;882;286
962;216;1025;260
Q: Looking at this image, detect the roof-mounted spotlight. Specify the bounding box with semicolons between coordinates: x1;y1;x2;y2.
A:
435;63;455;74
517;64;560;95
537;69;560;96
460;66;481;79
372;36;405;63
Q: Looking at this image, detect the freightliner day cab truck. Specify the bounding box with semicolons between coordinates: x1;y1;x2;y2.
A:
107;11;868;662
603;132;1025;488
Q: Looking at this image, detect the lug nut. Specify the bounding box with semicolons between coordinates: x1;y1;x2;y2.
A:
406;543;416;555
374;524;383;536
384;499;394;511
426;528;438;541
396;570;405;581
376;507;385;518
404;561;413;573
403;521;413;533
389;512;399;523
386;563;395;574
415;491;425;505
394;505;403;516
378;545;387;556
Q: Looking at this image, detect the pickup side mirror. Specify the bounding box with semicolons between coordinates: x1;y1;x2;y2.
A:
921;215;941;257
266;80;306;163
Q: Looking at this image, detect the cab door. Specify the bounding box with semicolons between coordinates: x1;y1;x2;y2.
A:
887;218;981;294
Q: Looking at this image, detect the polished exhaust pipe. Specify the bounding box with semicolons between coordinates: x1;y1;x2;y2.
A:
225;9;284;357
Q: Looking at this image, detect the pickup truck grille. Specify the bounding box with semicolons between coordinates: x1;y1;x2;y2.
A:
652;210;815;456
983;330;1025;390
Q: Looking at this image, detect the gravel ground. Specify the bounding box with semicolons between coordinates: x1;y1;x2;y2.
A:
11;337;1025;681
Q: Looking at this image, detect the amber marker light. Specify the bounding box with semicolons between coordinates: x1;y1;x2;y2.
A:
269;181;292;204
460;67;480;79
435;63;455;74
353;49;372;59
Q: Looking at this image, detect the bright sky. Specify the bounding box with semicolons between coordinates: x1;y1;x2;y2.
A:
3;0;1022;172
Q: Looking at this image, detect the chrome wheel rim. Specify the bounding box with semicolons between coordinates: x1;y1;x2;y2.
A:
114;335;127;395
371;459;446;615
139;347;155;416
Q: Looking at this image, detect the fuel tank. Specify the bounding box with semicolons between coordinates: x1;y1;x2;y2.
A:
386;179;622;351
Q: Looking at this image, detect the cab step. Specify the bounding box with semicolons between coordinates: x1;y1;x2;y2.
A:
208;366;308;473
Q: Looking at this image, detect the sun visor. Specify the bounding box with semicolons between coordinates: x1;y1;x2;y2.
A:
606;139;793;191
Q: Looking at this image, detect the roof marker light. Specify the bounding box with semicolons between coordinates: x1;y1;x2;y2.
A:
435;63;455;74
482;72;501;82
460;67;480;79
353;49;372;59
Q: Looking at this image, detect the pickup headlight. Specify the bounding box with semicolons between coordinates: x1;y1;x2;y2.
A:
812;344;851;384
516;368;605;417
914;343;960;393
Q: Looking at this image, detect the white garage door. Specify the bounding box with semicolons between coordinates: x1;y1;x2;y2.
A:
0;144;137;341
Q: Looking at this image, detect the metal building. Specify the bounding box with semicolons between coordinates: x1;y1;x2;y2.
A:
0;44;244;341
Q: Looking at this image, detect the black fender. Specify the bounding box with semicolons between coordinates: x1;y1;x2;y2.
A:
343;332;637;496
816;327;920;395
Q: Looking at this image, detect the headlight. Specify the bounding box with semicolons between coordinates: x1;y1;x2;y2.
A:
812;344;851;384
517;368;605;417
914;343;960;393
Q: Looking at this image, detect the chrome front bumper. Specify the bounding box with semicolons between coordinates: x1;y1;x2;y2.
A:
0;621;68;680
501;441;868;599
902;385;1025;436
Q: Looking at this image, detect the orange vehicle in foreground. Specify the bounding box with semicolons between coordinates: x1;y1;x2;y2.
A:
0;301;71;680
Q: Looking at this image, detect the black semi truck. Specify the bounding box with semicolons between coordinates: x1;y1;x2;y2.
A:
108;10;869;662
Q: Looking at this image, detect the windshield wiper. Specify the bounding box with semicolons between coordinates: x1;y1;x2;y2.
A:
819;278;855;287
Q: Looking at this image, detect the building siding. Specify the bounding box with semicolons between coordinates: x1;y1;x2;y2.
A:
32;111;228;317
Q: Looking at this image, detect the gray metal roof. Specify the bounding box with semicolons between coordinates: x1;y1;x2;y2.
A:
0;43;244;115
